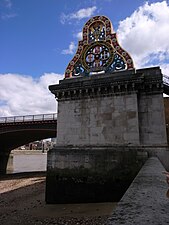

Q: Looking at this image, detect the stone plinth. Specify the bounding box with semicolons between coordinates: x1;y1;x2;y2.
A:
46;67;168;203
50;67;167;147
46;146;145;203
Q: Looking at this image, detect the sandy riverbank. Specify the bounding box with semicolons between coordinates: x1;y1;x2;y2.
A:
0;172;116;225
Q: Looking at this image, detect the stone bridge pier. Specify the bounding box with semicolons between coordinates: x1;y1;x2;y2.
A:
46;15;168;203
0;151;10;174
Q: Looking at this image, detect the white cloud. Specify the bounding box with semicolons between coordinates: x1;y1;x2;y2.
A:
117;1;169;70
1;13;17;20
1;0;17;20
161;64;169;76
71;6;97;20
61;42;76;55
60;6;97;24
76;31;82;40
4;0;12;9
2;1;169;117
0;73;63;117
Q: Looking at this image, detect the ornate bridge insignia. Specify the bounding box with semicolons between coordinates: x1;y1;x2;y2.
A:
65;16;134;78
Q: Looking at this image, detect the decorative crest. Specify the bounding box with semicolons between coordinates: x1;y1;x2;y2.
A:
65;16;134;78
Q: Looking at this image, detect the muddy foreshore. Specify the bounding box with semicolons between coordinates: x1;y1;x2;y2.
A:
0;172;116;225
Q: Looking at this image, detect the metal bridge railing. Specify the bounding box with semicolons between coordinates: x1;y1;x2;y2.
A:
0;113;57;123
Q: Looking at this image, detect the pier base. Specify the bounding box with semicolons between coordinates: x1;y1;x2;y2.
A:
46;146;146;203
0;152;10;175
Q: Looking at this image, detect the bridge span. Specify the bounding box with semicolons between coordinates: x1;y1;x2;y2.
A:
0;113;57;174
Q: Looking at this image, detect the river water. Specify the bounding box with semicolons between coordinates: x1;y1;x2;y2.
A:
7;151;47;173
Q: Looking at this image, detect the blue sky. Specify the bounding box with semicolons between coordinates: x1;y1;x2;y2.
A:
0;0;148;76
0;0;169;116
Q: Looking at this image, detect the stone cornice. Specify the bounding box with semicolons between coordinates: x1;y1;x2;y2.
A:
49;67;163;101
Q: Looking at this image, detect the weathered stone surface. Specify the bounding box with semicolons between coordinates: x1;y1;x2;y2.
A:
46;67;168;203
57;93;139;146
46;146;145;203
138;93;167;145
106;157;169;225
50;67;167;147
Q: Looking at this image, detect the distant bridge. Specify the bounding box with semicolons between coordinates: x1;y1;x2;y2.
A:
0;113;57;174
0;113;57;123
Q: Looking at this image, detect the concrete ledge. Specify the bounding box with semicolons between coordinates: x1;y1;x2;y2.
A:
11;150;47;155
107;157;169;225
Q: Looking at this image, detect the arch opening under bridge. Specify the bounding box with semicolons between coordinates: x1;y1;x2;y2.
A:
0;113;57;174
